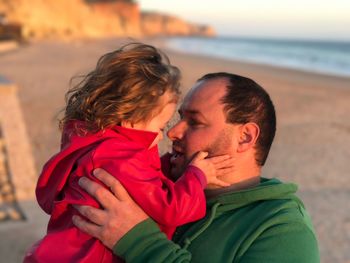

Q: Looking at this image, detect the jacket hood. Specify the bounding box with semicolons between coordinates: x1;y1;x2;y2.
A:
36;121;158;214
207;177;300;213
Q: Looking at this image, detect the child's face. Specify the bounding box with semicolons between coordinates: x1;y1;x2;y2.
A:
123;91;177;148
141;101;177;148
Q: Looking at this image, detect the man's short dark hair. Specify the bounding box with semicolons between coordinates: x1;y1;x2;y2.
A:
198;72;276;166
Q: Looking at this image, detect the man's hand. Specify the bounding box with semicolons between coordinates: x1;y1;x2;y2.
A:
72;168;149;249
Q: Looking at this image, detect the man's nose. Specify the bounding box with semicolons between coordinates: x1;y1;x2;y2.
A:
167;121;186;141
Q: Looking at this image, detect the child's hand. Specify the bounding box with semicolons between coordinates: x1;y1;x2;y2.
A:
190;151;234;187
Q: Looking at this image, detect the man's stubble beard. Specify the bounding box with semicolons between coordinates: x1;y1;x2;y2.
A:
171;126;234;180
204;126;234;158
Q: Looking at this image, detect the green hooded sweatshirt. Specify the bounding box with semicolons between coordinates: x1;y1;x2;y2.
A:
114;178;320;262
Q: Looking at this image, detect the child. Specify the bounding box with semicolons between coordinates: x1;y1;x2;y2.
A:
24;43;232;262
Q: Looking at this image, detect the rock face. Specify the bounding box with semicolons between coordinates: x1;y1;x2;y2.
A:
88;0;141;37
141;12;215;37
0;0;139;39
0;0;215;39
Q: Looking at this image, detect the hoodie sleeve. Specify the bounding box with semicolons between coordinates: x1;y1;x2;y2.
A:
24;153;120;263
92;142;207;238
112;219;320;263
114;219;192;263
237;221;320;263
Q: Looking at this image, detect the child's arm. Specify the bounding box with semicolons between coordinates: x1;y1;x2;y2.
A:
94;147;234;233
97;155;207;230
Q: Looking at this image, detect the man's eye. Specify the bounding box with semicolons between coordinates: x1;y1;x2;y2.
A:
188;119;201;126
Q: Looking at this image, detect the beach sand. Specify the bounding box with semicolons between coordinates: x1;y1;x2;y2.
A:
0;38;349;262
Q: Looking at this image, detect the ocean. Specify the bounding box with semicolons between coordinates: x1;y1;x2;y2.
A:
165;36;350;78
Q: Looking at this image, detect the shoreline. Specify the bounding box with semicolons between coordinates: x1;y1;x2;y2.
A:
142;37;350;91
162;46;350;88
0;37;349;262
170;51;350;82
169;49;350;81
159;36;350;80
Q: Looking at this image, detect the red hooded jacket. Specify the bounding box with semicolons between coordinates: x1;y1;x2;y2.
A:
24;121;206;262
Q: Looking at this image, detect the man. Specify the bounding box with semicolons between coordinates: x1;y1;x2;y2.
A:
73;72;320;262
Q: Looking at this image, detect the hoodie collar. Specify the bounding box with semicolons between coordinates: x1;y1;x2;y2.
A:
111;125;159;149
63;121;159;150
206;177;298;211
205;176;261;200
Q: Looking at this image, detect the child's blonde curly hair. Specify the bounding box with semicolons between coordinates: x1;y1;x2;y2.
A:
60;43;181;133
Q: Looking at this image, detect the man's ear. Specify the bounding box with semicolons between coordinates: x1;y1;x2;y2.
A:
237;123;260;153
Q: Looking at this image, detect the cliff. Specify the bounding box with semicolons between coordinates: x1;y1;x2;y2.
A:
141;12;215;37
0;0;139;39
0;0;215;40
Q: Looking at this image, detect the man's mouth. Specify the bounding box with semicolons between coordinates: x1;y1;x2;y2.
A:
170;146;185;165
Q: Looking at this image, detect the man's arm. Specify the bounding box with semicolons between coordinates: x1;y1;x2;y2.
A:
238;221;320;263
72;169;192;262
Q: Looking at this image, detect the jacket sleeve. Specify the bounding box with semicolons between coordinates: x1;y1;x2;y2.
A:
93;147;207;229
24;171;118;262
113;219;191;263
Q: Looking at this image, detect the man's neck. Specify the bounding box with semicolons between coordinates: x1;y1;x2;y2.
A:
209;160;261;186
205;176;260;199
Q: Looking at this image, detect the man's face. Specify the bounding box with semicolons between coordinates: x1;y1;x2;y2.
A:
167;78;239;178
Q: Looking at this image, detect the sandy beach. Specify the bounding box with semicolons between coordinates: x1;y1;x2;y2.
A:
0;38;349;262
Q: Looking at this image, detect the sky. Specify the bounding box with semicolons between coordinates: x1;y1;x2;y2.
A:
139;0;350;41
